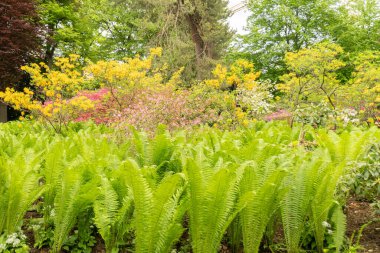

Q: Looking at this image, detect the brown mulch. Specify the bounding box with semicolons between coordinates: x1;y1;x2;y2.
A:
346;198;380;253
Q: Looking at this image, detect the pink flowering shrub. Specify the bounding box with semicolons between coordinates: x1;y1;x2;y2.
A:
76;88;111;124
264;109;292;122
76;86;221;132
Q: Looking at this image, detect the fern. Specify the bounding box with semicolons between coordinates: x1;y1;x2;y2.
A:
122;159;187;253
94;175;133;252
52;169;82;253
331;203;346;253
42;140;65;224
240;163;286;253
281;152;321;253
52;161;97;253
184;157;248;253
310;157;345;252
0;147;44;235
315;128;376;164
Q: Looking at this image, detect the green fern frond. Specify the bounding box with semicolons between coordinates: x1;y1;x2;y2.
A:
281;153;320;253
240;167;286;253
185;158;244;253
52;171;82;253
93;176;122;252
122;159;186;253
0;151;44;235
331;203;346;253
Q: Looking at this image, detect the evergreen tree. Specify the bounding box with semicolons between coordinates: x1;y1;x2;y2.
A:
147;0;233;81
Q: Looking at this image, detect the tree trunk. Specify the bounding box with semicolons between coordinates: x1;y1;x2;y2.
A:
186;13;205;66
0;102;7;122
44;23;57;68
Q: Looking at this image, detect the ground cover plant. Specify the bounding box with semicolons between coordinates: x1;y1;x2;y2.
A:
1;1;380;251
0;121;379;252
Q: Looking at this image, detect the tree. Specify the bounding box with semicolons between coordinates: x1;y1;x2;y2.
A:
278;42;345;109
339;51;380;121
36;0;232;81
237;0;341;81
146;0;233;81
235;0;380;83
0;0;41;89
87;0;156;60
38;0;154;65
333;0;380;53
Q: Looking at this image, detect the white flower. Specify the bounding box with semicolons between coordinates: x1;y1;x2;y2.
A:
12;238;20;247
0;243;6;251
5;234;16;244
322;221;331;228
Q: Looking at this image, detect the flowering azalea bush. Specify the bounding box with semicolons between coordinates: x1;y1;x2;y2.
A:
204;59;261;91
203;59;274;126
77;86;221;132
0;55;93;132
73;49;223;131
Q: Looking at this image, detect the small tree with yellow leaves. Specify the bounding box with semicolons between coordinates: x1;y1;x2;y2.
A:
0;54;93;132
344;51;380;124
278;42;345;110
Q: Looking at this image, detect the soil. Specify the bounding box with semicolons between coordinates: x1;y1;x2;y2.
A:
345;198;380;253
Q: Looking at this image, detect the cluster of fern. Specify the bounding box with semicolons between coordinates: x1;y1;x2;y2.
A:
0;121;378;253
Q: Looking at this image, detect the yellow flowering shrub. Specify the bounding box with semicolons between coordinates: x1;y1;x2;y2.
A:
84;48;183;110
202;59;272;125
0;54;93;132
205;59;260;90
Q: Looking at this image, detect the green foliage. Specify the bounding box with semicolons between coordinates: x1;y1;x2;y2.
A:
292;102;336;127
38;0;153;64
236;0;379;82
0;133;45;235
0;231;29;252
148;0;233;80
237;0;340;81
238;141;287;253
184;157;247;253
278;42;345;109
123;160;187;253
93;175;133;252
334;0;380;53
0;121;378;252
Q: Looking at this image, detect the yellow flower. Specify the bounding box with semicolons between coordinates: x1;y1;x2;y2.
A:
149;47;163;57
227;74;240;86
